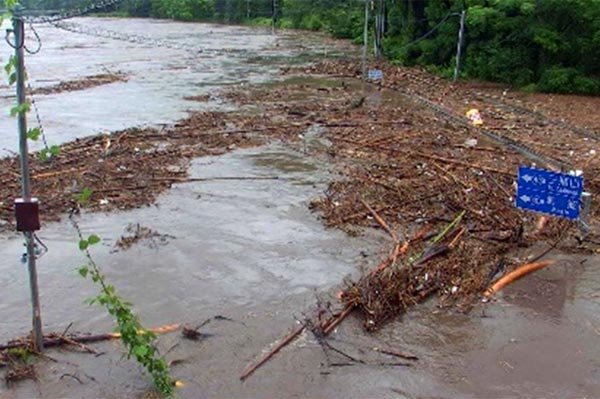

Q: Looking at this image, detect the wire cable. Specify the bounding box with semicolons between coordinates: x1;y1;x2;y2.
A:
5;22;24;49
33;233;48;259
50;20;206;54
24;0;125;24
24;22;42;54
396;12;461;50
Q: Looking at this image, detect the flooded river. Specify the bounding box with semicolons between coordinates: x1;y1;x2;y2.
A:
1;17;600;399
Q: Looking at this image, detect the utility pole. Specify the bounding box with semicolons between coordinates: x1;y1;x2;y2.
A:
271;0;277;34
12;8;44;351
374;0;384;58
362;0;369;78
453;9;466;82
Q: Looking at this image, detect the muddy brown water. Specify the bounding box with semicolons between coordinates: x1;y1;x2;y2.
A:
1;18;600;399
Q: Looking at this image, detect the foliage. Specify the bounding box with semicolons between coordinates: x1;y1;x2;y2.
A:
538;67;600;95
74;191;174;396
97;0;600;94
4;21;60;159
6;347;34;364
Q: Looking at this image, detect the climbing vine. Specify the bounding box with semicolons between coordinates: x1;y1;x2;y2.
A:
74;196;174;396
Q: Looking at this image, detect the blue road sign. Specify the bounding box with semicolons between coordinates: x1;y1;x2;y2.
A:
368;69;383;81
516;166;583;220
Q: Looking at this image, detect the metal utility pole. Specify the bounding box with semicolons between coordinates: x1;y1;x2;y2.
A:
374;0;384;58
362;0;369;78
271;0;277;34
453;9;466;82
12;9;44;351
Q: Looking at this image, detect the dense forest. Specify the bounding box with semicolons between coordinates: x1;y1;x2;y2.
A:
14;0;600;95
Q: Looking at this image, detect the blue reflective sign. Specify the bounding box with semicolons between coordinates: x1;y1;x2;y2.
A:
516;166;583;220
368;69;383;81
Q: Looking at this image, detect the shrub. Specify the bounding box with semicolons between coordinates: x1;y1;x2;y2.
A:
538;67;600;95
300;14;324;31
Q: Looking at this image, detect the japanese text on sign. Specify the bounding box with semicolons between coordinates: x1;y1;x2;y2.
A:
515;166;583;220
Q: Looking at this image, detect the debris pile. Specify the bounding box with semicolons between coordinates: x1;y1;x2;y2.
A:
290;59;600;179
237;69;599;380
0;110;302;224
31;73;128;95
114;223;175;251
238;70;598;329
1;61;597;333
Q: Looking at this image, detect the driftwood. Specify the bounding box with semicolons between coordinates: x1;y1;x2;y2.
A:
360;198;399;243
239;223;436;381
240;323;306;381
0;324;181;351
371;347;418;361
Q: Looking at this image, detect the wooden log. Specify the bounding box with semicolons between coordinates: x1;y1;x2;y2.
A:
322;305;354;336
371;347;418;361
240;323;306;381
359;198;399;243
0;324;181;351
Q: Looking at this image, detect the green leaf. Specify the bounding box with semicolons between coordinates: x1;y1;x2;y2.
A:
4;56;14;74
78;266;89;278
97;293;110;305
49;145;60;156
39;149;48;162
76;187;93;205
8;72;16;86
10;102;30;117
88;234;101;245
27;127;41;141
79;239;89;251
133;345;149;357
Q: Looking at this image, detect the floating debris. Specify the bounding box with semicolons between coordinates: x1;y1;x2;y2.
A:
31;73;128;95
114;223;175;252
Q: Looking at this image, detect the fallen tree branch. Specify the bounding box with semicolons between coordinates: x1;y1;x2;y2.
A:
322;305;355;335
0;324;181;351
360;198;399;243
240;323;306;381
372;347;419;361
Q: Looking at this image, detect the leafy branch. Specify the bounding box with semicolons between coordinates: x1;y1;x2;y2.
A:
4;25;59;161
71;193;174;397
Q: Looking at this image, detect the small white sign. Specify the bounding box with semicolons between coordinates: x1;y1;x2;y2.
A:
368;69;383;81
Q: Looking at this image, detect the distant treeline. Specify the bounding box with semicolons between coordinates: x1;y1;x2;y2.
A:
13;0;600;95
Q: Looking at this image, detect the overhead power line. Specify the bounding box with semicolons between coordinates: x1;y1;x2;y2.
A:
21;0;125;24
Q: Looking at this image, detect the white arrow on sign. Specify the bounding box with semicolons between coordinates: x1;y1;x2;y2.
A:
520;195;531;203
522;174;533;182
